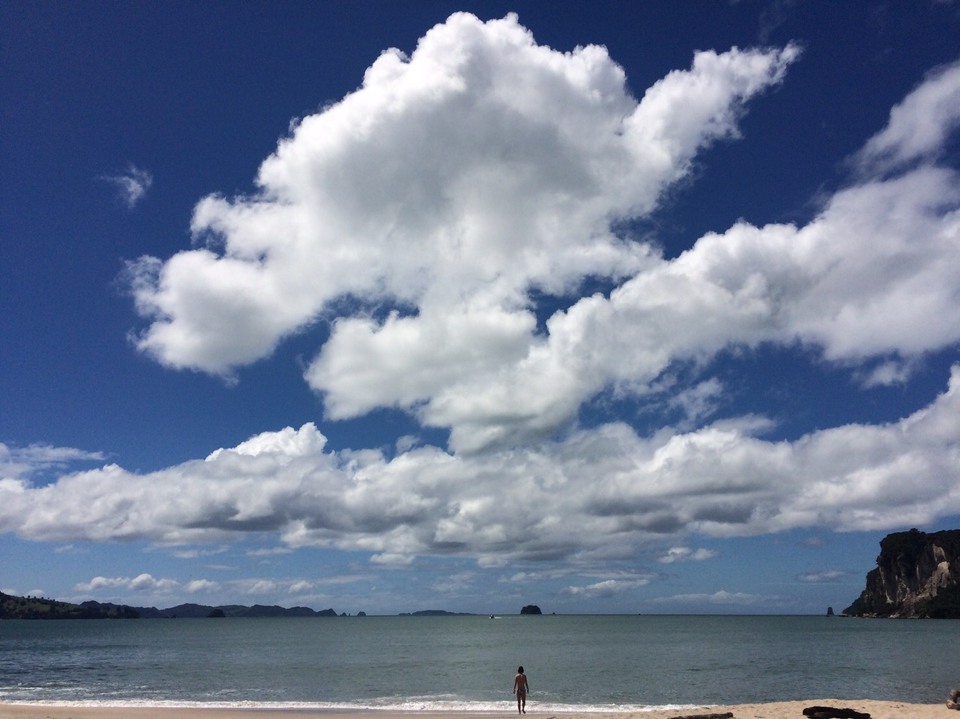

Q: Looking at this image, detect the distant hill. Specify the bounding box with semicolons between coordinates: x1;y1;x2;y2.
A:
844;528;960;618
148;603;339;618
0;592;138;619
2;592;502;620
0;592;341;620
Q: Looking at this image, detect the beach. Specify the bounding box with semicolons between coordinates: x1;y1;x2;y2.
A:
0;702;950;719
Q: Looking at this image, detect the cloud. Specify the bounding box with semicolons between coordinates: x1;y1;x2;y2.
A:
433;570;481;595
123;16;960;460
15;15;956;573
666;380;726;429
370;552;416;566
100;164;153;208
796;569;848;583
563;574;655;598
658;546;719;563
0;442;105;483
245;546;293;557
171;546;228;559
76;573;179;593
856;60;960;175
185;579;219;593
241;579;279;595
652;590;770;606
72;574;334;602
857;359;916;388
288;580;314;594
2;365;959;562
127;12;797;391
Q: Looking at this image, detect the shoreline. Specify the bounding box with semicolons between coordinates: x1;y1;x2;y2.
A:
0;700;950;719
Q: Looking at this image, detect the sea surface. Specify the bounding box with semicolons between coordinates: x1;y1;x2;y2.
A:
1;615;958;711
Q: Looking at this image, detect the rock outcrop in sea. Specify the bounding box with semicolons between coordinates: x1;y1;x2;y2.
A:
844;528;960;618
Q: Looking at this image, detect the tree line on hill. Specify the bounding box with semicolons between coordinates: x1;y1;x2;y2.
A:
0;592;343;620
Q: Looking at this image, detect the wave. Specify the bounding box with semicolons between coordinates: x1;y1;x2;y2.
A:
0;697;705;713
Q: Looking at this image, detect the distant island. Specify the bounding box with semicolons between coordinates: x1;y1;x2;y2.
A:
1;589;550;620
844;528;960;618
139;603;342;619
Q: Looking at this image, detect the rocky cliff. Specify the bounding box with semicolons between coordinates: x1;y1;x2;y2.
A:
844;528;960;618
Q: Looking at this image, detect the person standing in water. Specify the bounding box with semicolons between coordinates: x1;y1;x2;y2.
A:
513;666;529;714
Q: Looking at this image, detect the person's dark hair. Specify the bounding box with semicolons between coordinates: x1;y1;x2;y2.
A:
518;666;524;673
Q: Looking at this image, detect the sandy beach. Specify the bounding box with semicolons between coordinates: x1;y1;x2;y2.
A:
0;701;951;719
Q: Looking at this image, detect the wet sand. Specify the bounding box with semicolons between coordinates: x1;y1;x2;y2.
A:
0;699;951;719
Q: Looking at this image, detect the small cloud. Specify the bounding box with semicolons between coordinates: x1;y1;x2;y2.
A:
857;359;914;387
395;435;420;453
100;164;153;208
244;579;279;595
797;569;848;583
433;571;478;594
370;552;415;566
563;573;654;598
658;546;719;563
172;546;228;559
0;441;104;483
653;589;768;606
131;573;178;591
76;573;179;593
245;546;293;558
668;379;725;428
185;579;219;593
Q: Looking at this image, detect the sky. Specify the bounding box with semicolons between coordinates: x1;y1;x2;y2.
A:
2;0;960;616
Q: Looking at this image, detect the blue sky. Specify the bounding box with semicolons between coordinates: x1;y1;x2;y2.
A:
2;0;960;615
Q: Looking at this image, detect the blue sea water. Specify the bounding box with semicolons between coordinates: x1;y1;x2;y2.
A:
1;615;958;711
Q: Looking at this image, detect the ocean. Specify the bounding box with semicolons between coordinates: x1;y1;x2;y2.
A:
1;615;957;711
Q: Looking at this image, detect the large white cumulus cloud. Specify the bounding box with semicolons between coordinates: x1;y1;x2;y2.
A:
128;14;960;457
2;367;959;560
128;12;798;387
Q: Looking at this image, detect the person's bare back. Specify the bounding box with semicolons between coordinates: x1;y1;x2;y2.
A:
513;666;529;714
